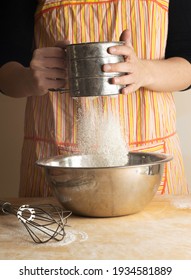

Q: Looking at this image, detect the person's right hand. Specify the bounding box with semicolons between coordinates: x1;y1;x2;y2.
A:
30;40;70;95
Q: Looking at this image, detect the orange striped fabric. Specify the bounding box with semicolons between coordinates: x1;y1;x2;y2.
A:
19;0;189;196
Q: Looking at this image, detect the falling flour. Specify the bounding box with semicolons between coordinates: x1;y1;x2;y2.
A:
76;97;129;167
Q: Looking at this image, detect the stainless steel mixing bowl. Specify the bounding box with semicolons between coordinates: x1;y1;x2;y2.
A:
36;152;172;217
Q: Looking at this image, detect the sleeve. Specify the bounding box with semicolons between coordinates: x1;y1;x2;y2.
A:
0;0;38;67
165;0;191;63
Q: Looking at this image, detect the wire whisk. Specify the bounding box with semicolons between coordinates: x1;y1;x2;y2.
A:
0;200;72;244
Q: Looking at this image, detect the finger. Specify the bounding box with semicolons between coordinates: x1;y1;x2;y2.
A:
33;74;68;91
32;68;67;85
121;83;137;94
120;29;133;48
40;68;67;79
30;70;67;94
110;73;136;86
112;75;130;85
102;62;132;73
55;40;70;48
107;45;133;57
46;78;68;90
33;47;67;58
120;29;131;42
30;58;67;71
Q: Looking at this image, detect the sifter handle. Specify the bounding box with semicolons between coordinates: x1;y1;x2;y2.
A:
48;88;70;93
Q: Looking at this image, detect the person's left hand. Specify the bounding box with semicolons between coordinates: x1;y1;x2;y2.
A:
102;29;148;94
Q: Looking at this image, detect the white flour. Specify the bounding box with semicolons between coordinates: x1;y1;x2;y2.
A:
171;196;191;209
44;229;88;247
76;98;129;167
2;223;88;247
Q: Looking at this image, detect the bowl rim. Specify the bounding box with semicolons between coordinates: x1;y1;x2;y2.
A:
36;151;173;170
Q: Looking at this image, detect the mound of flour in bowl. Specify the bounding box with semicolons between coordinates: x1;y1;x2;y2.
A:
76;98;129;167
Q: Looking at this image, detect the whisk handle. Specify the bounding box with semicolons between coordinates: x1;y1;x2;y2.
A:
0;200;12;214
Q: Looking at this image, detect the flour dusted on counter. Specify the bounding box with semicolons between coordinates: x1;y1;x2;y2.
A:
76;97;129;167
9;227;88;247
171;196;191;209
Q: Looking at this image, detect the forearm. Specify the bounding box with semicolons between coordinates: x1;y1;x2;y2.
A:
142;57;191;92
0;46;69;98
0;62;38;98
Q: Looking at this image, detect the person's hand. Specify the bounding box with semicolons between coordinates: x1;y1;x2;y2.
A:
30;40;70;95
102;29;148;94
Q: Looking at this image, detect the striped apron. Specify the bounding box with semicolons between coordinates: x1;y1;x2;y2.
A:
19;0;189;196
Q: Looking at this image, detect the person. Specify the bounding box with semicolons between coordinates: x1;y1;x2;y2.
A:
0;0;191;196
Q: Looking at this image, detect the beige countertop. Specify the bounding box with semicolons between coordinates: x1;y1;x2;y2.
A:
0;195;191;260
